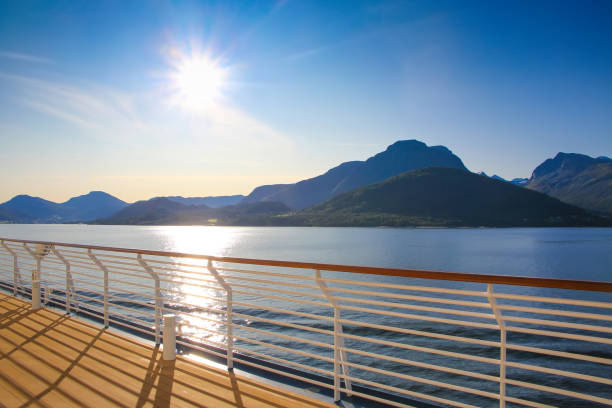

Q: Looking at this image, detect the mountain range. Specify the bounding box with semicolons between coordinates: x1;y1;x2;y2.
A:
0;191;128;223
1;140;610;226
157;195;244;208
279;167;602;227
95;198;290;225
242;140;467;209
526;153;612;215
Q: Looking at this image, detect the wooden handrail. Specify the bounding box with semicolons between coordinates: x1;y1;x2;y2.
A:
2;237;611;292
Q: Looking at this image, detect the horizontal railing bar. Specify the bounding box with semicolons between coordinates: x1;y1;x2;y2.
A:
176;342;229;361
333;295;496;319
344;347;499;382
162;306;224;323
227;282;327;300
506;343;612;365
232;345;333;375
341;331;499;364
216;266;318;278
232;300;333;321
339;388;423;408
224;275;322;291
328;286;492;308
339;318;500;346
343;376;481;408
232;311;334;336
159;279;223;293
503;396;555;408
505;378;612;404
107;317;154;336
132;265;219;285
233;335;334;363
506;326;612;344
107;311;156;328
3;237;611;292
493;292;612;308
160;272;219;287
503;315;612;333
177;327;225;342
505;360;612;385
320;278;488;297
238;304;334;325
498;304;612;321
338;304;499;329
72;304;105;318
343;359;500;400
73;292;105;304
217;266;318;281
231;289;331;308
231;356;335;390
159;288;226;305
176;335;227;349
232;323;333;349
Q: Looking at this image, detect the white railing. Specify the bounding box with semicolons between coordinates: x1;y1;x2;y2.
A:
0;237;611;408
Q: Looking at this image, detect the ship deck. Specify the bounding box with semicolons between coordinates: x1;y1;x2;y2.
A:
0;294;336;408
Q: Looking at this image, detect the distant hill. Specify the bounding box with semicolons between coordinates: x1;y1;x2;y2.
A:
162;195;245;208
271;167;607;227
242;140;467;210
0;191;128;223
479;172;528;186
96;197;290;225
0;195;69;223
62;191;129;221
510;177;529;186
96;197;206;225
526;153;612;215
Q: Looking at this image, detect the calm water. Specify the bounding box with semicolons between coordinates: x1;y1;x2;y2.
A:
0;224;611;281
1;225;611;407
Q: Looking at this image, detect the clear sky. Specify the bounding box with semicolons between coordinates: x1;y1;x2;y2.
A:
1;1;611;203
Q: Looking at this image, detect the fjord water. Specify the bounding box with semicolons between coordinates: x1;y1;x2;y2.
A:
0;224;610;280
1;225;611;407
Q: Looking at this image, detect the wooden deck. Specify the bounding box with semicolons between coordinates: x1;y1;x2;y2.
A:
0;295;336;408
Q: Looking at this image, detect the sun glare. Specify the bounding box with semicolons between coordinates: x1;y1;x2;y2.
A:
169;52;228;111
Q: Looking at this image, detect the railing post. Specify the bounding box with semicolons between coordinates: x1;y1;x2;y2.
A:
88;249;109;328
487;284;506;408
1;240;22;296
163;314;176;360
315;269;352;402
52;247;74;315
138;254;162;345
208;259;233;370
23;243;49;310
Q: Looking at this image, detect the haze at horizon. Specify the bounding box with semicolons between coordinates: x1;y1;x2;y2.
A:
1;1;611;203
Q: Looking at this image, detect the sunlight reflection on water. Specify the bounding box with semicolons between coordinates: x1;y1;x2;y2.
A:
152;226;243;347
152;225;242;256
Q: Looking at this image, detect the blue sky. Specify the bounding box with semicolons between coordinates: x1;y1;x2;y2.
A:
1;1;611;202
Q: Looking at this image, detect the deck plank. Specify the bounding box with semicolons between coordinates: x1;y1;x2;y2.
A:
0;295;336;408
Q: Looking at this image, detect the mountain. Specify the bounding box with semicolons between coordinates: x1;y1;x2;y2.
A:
510;177;529;186
61;191;129;221
96;197;206;225
96;197;290;225
242;140;467;209
272;167;606;227
0;195;70;223
0;191;128;223
479;172;529;186
241;185;290;203
163;195;244;208
479;172;508;182
526;153;612;215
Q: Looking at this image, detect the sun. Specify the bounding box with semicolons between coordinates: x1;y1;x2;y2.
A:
168;52;229;111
